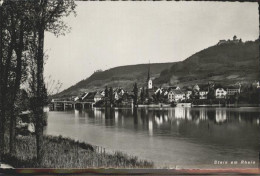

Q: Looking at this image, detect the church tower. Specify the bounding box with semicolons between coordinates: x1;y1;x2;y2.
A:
147;62;152;90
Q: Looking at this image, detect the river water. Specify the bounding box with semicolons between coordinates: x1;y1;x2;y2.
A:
44;107;260;168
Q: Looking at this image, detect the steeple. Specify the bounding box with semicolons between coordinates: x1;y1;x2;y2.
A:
147;61;153;89
147;61;150;81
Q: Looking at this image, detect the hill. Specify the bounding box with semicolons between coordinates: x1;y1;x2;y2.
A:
56;62;177;97
154;39;259;87
56;39;259;98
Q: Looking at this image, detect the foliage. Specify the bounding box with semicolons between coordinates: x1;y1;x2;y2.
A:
155;40;259;87
0;0;76;164
55;63;174;97
133;83;138;106
3;135;153;168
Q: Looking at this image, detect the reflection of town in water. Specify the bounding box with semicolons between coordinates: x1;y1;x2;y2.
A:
74;108;260;139
46;107;260;167
80;107;260;127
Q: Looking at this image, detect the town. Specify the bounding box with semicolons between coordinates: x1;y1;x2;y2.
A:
51;66;260;110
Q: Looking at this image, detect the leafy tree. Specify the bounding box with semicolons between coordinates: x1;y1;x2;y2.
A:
140;87;145;104
0;0;32;156
104;86;108;107
109;87;114;106
133;83;138;107
30;0;76;164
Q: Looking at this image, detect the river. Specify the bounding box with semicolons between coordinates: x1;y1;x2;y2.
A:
44;107;260;168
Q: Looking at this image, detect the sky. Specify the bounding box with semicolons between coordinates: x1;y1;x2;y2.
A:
44;1;259;90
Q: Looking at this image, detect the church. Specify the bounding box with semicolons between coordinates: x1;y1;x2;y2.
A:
146;63;154;98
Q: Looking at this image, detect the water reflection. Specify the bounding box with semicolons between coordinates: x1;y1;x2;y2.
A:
46;107;260;168
215;109;227;123
76;107;260;147
86;107;260;127
57;107;260;151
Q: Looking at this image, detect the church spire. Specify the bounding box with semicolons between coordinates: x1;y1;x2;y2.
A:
147;61;150;81
147;61;153;90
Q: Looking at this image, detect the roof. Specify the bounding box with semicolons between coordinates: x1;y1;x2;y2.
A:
227;85;240;89
166;86;180;91
168;89;185;95
94;93;103;98
84;92;97;100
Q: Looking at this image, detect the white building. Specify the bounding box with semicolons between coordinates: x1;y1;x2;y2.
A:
148;78;153;89
193;84;200;92
185;90;192;99
199;90;208;99
168;90;186;102
114;92;119;100
155;88;163;95
226;88;240;96
94;92;103;102
215;88;227;99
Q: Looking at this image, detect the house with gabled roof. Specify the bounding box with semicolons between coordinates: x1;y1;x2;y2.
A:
168;89;186;102
94;92;104;102
215;88;227;99
83;92;96;102
199;85;209;99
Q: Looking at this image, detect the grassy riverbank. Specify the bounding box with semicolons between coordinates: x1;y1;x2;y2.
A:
3;135;153;168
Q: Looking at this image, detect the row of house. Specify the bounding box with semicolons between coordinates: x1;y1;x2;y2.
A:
74;87;131;103
74;80;259;104
166;84;242;102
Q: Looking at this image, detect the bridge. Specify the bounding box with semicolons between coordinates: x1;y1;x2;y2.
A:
50;99;95;111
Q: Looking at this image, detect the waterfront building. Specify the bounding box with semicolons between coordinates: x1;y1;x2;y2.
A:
193;84;200;92
100;90;105;97
80;92;89;101
114;92;119;100
185;90;192;99
226;86;241;96
215;88;227;99
155;87;163;95
84;92;97;102
74;96;79;101
199;88;208;99
168;89;186;102
94;92;103;102
252;80;260;89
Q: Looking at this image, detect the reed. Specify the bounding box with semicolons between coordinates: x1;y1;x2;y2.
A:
3;135;153;168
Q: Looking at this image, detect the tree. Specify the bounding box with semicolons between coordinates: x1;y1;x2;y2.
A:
109;87;114;107
23;0;76;165
0;0;76;163
207;89;215;100
105;86;108;107
133;83;138;107
0;0;31;156
140;87;145;104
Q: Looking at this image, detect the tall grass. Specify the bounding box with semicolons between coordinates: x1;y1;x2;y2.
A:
3;135;153;168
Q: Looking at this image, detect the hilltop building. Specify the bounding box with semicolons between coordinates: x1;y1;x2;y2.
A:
217;35;242;45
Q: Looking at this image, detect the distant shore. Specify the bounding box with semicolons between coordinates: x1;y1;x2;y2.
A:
3;135;153;168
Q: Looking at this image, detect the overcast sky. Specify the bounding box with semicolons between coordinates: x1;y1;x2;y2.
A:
44;1;259;90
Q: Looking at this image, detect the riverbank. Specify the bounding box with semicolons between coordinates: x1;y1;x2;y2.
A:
2;135;153;168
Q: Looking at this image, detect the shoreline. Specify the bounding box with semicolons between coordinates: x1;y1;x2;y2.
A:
2;135;154;168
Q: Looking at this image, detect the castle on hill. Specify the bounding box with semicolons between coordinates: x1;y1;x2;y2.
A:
217;35;242;45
